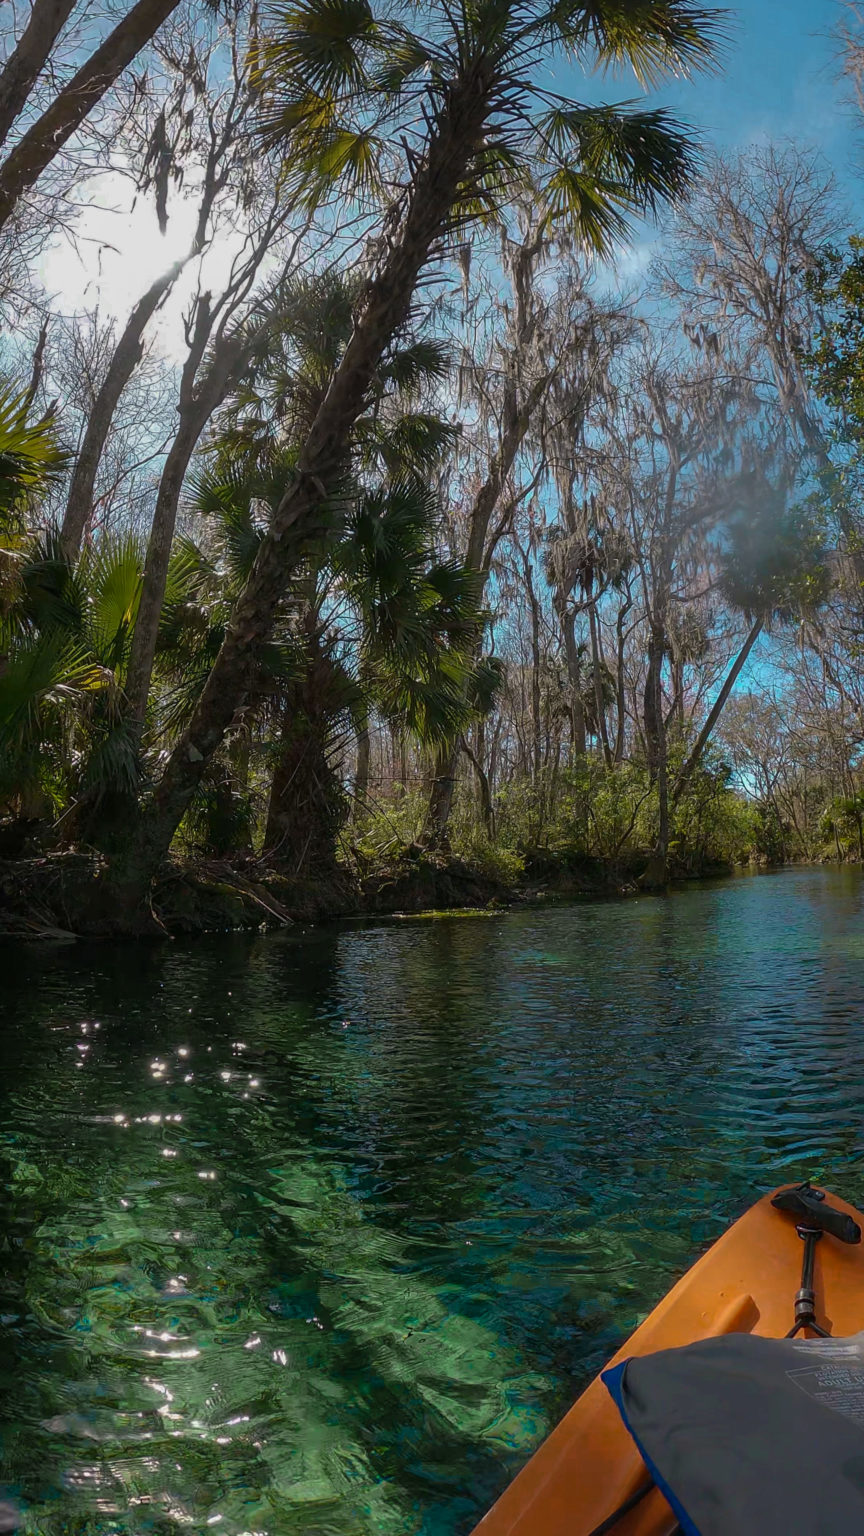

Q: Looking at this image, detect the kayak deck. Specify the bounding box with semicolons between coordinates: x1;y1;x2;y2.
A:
471;1186;864;1536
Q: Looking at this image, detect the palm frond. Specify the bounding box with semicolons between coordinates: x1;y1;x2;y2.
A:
0;635;107;747
450;141;528;230
467;653;505;713
189;464;267;583
16;532;86;638
539;164;630;253
0;382;64;531
79;534;145;671
371;653;473;744
77;718;141;802
367;412;459;474
422;560;484;643
379;339;453;394
551;1;728;89
254;0;378;98
538;102;696;213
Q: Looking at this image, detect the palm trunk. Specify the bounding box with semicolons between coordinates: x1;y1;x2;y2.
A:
672;616;763;808
0;0;77;151
61;260;186;558
263;661;346;871
0;0;183;231
97;65;495;919
263;733;342;872
353;722;370;814
641;622;668;888
643;623;665;781
426;743;458;849
588;602;612;767
561;610;586;758
613;595;632;763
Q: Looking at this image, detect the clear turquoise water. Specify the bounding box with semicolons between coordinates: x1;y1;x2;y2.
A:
3;867;864;1535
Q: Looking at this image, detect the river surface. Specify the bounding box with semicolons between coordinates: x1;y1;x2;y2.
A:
3;867;864;1534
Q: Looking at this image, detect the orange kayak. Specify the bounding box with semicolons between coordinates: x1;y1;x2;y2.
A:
471;1185;864;1536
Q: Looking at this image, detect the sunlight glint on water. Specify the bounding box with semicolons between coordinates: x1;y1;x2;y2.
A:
2;867;864;1534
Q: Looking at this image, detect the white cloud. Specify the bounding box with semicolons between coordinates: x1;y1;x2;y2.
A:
38;173;251;361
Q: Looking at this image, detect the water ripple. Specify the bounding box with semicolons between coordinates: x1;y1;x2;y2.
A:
2;867;864;1533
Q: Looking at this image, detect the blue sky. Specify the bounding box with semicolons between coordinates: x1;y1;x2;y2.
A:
661;0;858;186
552;0;861;210
544;1;862;287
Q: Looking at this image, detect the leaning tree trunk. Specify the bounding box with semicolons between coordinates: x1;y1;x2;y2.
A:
61;260;186;558
123;327;248;728
123;422;202;728
92;61;496;924
671;616;764;808
62;82;242;560
0;0;183;231
0;0;78;151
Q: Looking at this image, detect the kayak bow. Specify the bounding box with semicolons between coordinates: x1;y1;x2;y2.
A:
471;1185;864;1536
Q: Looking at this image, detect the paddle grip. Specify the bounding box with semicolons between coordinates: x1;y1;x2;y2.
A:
772;1184;861;1245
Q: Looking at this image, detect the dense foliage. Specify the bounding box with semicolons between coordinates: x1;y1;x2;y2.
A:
1;0;863;927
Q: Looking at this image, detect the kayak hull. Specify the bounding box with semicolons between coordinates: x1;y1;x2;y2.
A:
471;1186;864;1536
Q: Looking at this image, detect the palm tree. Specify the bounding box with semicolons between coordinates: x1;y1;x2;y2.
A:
121;270;480;873
262;476;481;871
0;381;71;828
218;269;470;857
0;532;144;832
140;454;480;871
98;0;725;922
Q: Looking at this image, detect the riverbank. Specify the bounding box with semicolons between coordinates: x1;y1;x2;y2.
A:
0;845;672;939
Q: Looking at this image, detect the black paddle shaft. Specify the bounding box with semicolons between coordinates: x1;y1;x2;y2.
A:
772;1182;862;1339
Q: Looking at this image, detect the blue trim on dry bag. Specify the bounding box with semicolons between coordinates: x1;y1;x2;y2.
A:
601;1361;702;1536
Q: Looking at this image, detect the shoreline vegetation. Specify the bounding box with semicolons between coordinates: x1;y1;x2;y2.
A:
0;847;726;940
0;749;811;937
0;836;833;942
